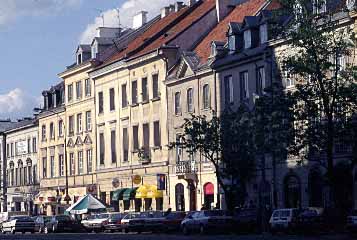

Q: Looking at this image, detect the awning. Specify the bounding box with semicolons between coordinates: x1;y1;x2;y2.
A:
123;188;138;200
135;185;150;199
147;185;163;198
65;194;106;214
112;188;128;201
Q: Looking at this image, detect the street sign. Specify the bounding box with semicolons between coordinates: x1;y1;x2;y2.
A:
132;175;141;185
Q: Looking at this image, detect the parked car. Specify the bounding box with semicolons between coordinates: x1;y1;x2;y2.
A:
269;208;300;234
44;215;83;233
162;212;187;232
33;216;52;233
181;210;233;235
1;215;35;234
127;211;165;233
346;209;357;234
296;208;324;234
81;213;109;233
121;212;140;233
103;213;124;233
233;208;259;234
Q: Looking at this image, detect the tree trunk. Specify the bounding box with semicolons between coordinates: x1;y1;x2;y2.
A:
326;115;336;208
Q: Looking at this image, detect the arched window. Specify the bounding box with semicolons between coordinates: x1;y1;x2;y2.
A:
203;182;214;209
18;160;23;186
174;92;181;115
202;84;210;109
308;169;324;207
175;183;185;211
49;122;55;139
284;175;301;208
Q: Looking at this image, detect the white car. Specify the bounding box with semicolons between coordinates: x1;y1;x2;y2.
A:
1;215;36;234
81;213;109;232
269;208;300;233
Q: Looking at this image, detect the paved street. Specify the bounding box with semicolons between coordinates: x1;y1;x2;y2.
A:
0;233;354;240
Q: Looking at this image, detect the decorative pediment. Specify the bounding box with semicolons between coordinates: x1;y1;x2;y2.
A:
75;136;83;146
67;138;74;148
84;135;93;145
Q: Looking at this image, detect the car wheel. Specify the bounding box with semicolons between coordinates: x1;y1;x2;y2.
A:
44;226;49;234
52;225;56;233
11;228;15;234
182;225;189;235
199;225;206;235
1;227;5;234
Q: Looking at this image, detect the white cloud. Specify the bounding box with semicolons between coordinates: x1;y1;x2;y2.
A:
79;0;179;44
0;88;41;119
0;0;82;25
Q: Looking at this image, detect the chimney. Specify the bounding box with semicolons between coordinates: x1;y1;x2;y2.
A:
216;0;234;22
175;2;185;12
133;11;148;29
188;0;196;6
96;27;121;38
169;4;175;12
161;6;170;18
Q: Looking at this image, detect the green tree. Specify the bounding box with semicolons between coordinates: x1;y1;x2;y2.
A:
171;107;256;212
278;0;357;209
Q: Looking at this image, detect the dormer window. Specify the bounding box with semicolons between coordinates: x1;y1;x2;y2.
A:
244;30;251;49
347;0;356;10
313;0;326;14
91;44;98;59
228;35;236;53
259;24;268;44
77;53;82;65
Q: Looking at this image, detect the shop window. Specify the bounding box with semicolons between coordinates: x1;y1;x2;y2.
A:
203;182;214;210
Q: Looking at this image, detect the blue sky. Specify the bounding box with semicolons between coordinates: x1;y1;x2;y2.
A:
0;0;176;120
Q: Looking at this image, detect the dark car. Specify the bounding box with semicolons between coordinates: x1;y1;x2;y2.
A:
127;212;164;233
1;216;35;234
181;210;233;235
233;208;258;234
162;212;187;233
44;215;83;234
104;213;124;232
296;208;324;234
121;213;140;233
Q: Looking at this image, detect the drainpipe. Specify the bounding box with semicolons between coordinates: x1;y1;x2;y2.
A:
213;69;221;209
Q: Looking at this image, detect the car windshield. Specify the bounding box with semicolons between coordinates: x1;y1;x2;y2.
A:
110;214;122;220
204;211;225;217
281;210;291;217
56;216;71;221
98;214;109;219
10;216;32;221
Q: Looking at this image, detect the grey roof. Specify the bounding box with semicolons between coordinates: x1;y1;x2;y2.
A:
0;120;17;133
228;22;242;35
5;118;37;133
182;51;201;71
93;37;116;46
77;44;91;53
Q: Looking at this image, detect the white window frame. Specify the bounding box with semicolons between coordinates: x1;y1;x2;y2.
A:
260;24;268;44
77;113;82;133
244;30;252;49
78;151;83;175
86;111;92;131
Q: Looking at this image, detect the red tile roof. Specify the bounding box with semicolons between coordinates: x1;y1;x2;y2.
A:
105;0;216;65
194;0;268;63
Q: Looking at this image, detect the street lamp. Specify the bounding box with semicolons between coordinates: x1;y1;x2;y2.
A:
34;107;71;205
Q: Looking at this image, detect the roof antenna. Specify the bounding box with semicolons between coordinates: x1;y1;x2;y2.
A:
94;9;105;27
116;8;121;28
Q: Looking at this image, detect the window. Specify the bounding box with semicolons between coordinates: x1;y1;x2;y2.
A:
41;125;46;141
68;116;74;135
142;77;148;102
122;84;128;108
77;53;82;64
50;122;55;139
11;143;14;157
313;0;326;14
85;79;91;97
6;144;9;158
244;30;251;49
68;84;73;102
87;149;93;173
58;120;63;137
111;130;117;163
174;92;181;115
176;135;183;163
337;55;346;71
99;133;105;165
203;84;210;109
78;151;83;175
260;24;268;44
77;113;82;133
91;44;98;59
133;126;139;151
50;156;55;178
143;123;150;153
76;81;82;100
86;111;92;131
132;81;138;105
27;139;31;154
59;154;64;177
152;74;159;99
239;71;249;101
224;75;234;104
98;92;104;114
257;67;266;95
154;121;161;147
69;153;75;175
123;128;129;162
41;158;46;179
32;138;37;153
187;88;193;113
284;70;295;88
109;88;115;111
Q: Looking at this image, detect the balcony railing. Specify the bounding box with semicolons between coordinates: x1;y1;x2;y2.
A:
175;161;197;175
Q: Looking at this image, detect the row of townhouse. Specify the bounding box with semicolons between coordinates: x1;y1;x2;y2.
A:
1;0;357;216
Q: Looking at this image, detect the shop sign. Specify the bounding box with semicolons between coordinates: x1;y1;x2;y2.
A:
17;140;28;155
157;174;166;190
132;175;141;185
86;184;97;194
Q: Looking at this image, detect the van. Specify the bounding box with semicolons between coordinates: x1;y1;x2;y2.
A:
269;208;300;233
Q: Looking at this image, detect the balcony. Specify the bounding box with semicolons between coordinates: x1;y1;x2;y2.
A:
175;161;198;175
